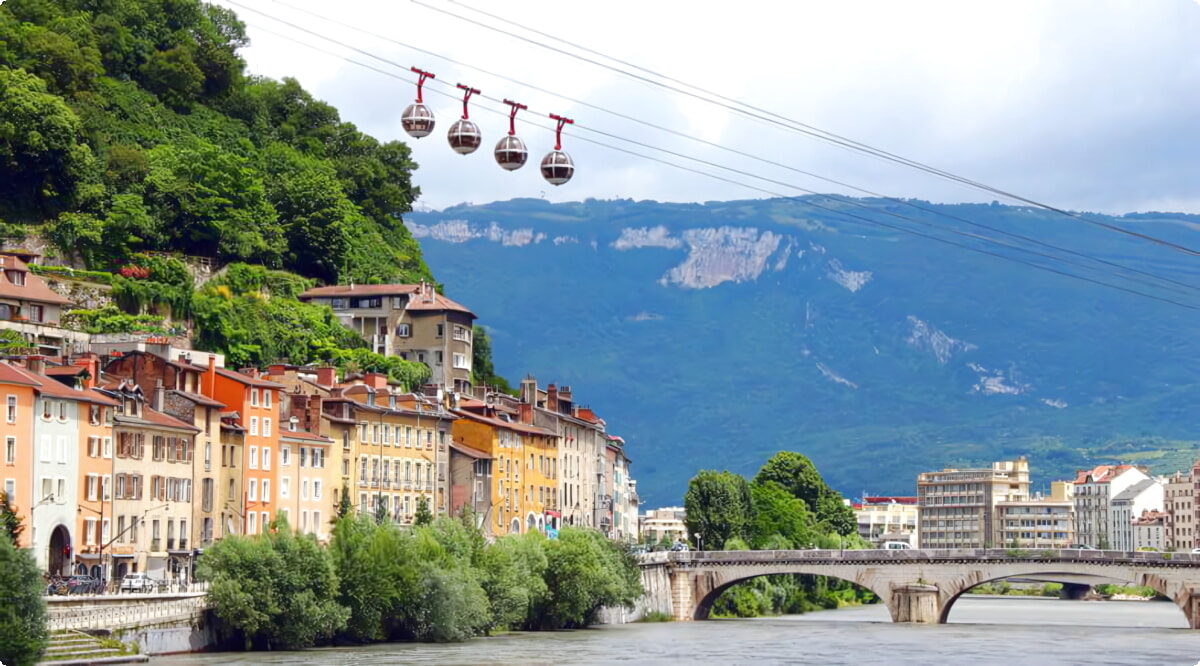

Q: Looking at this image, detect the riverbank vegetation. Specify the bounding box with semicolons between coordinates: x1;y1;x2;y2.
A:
682;452;878;618
197;513;642;650
0;496;47;666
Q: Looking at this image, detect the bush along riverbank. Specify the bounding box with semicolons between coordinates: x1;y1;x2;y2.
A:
196;512;642;651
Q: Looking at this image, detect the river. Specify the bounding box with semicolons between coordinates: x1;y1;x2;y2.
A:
155;597;1196;665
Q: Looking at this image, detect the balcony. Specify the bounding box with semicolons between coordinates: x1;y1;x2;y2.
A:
358;479;367;488
424;483;433;492
404;482;413;491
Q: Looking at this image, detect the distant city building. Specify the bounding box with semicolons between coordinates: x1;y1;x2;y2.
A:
854;496;918;546
1071;464;1150;549
1133;509;1167;551
917;457;1030;549
640;506;687;546
1165;467;1197;552
995;495;1074;548
1110;478;1164;552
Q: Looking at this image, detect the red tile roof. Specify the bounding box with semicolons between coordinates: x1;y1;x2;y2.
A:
298;283;475;317
138;405;200;432
451;409;557;437
2;362;118;405
449;440;491;459
167;389;226;409
0;253;73;305
280;430;333;443
0;361;40;387
214;367;286;389
1072;464;1134;485
45;365;85;377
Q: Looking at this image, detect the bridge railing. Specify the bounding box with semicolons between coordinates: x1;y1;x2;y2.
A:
638;548;1200;566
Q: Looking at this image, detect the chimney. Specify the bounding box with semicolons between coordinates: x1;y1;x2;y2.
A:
153;379;165;412
518;401;533;425
521;375;537;405
547;383;558;413
365;372;388;390
307;395;323;433
74;353;99;390
267;364;287;377
316;366;337;387
205;355;217;399
25;355;45;375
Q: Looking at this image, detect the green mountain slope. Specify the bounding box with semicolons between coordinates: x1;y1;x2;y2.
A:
0;0;430;285
408;198;1200;505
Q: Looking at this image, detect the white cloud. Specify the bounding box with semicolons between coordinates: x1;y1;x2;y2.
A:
215;0;1200;213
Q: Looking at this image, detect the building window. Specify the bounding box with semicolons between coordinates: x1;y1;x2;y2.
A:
250;389;259;407
103;437;112;459
453;353;470;370
28;304;43;322
302;479;310;500
435;351;444;365
248;479;258;502
436;323;444;338
4;437;13;465
396;323;411;337
263;418;272;438
281;446;291;466
248;512;257;535
281;477;290;498
248;446;258;469
5;396;15;424
263;390;272;408
262;479;270;503
41;400;51;420
250;416;259;436
262;447;271;471
6;269;24;286
313;481;322;501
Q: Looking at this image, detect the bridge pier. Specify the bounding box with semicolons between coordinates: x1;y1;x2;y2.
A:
887;583;942;624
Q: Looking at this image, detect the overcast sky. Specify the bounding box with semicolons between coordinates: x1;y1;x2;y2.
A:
214;0;1200;214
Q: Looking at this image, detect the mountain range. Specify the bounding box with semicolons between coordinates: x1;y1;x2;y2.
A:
406;196;1200;507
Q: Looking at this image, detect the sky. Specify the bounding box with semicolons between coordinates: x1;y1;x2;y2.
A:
213;0;1200;214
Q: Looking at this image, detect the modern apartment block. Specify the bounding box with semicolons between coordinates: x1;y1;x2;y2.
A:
640;506;687;546
854;496;919;546
297;282;476;393
916;457;1030;548
1109;478;1164;552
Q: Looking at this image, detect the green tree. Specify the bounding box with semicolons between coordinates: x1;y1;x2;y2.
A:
0;66;98;220
683;470;755;550
530;527;642;629
754;451;856;536
749;481;817;549
471;325;514;393
413;495;433;527
197;515;348;650
336;484;352;519
0;490;24;546
0;532;48;666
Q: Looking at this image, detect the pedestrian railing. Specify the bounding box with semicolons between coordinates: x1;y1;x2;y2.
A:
46;593;210;632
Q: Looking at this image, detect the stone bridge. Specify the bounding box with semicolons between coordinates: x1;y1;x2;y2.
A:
632;549;1200;627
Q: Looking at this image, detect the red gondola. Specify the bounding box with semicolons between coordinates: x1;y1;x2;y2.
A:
541;114;575;185
495;99;529;171
401;68;436;139
448;84;482;155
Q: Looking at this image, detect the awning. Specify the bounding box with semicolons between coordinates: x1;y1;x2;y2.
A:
110;552;135;559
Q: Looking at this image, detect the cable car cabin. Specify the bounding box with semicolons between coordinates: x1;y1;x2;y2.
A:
494;135;528;170
401;103;435;138
448;119;482;154
540;150;574;185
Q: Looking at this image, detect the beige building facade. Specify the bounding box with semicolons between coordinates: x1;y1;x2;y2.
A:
916;457;1030;549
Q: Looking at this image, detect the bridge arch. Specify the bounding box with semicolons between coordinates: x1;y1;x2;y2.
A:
688;565;891;621
936;569;1185;626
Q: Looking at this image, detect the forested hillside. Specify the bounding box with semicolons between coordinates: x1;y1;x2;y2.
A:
0;0;430;285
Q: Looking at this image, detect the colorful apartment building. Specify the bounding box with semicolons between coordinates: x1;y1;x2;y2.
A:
278;428;334;539
1;360;38;551
205;363;284;537
297;282;477;393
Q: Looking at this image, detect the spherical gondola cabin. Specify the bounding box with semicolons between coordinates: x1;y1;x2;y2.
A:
540;150;574;186
448;119;482;155
401;103;435;138
494;135;528;170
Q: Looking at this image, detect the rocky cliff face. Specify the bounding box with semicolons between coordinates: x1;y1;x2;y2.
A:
408;197;1200;503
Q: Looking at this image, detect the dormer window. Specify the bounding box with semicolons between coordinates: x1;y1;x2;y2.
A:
5;270;24;286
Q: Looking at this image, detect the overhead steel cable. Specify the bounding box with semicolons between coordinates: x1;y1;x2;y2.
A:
238;13;1200;310
235;1;1199;297
409;0;1200;257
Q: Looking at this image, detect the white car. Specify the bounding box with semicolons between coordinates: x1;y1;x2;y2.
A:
120;573;165;593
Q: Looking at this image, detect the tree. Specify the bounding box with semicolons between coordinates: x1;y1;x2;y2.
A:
197;515;348;650
530;527;641;629
413;495;433;527
336;484;352;519
683;470;754;551
0;490;23;545
471;325;514;394
749;481;817;549
0;532;47;666
754;451;856;536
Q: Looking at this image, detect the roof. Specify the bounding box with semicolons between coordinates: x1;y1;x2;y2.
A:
1072;464;1135;485
1112;478;1161;503
452;409;557;437
214;367;286;389
449;440;492;459
118;404;200;433
298;282;475;317
3;362;118;405
45;365;85;377
0;362;40;387
280;429;333;444
166;389;226;409
0;253;73;305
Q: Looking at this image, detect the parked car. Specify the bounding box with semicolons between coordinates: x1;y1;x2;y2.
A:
66;574;102;595
882;541;912;550
120;572;165;593
1066;544;1097;550
670;542;689;552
